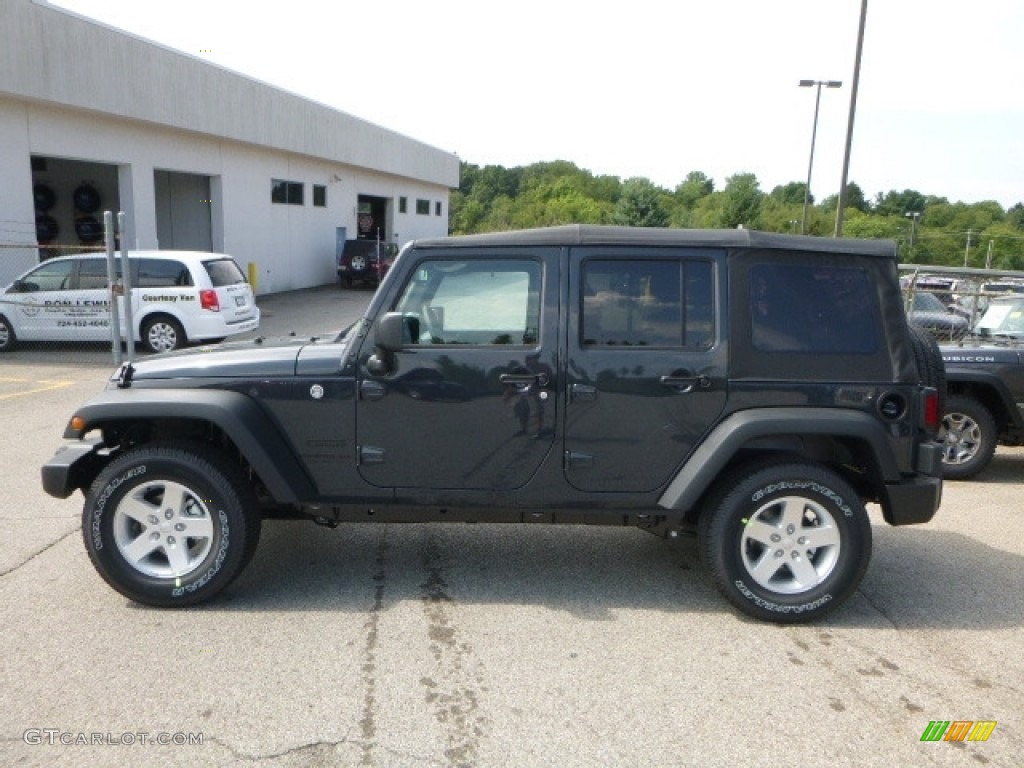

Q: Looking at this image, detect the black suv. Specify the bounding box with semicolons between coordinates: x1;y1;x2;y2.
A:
939;295;1024;479
42;226;943;622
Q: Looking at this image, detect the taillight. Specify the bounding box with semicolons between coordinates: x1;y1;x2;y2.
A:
200;289;220;311
923;388;940;433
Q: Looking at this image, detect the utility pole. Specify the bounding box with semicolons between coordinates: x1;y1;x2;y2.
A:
963;229;973;267
834;0;868;238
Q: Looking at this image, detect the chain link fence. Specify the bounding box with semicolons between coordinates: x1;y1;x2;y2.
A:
900;263;1024;344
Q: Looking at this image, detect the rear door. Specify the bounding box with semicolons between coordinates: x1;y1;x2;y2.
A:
355;247;559;491
563;247;728;492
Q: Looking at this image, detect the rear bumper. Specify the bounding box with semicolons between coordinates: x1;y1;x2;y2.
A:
881;443;943;526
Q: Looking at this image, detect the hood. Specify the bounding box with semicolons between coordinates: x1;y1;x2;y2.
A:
115;333;352;383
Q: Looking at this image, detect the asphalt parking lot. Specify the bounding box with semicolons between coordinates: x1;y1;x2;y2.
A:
1;284;1021;767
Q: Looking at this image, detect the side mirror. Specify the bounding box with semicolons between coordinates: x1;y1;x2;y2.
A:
375;312;407;352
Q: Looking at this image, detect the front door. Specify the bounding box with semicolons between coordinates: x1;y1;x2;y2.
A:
355;248;559;491
563;248;728;493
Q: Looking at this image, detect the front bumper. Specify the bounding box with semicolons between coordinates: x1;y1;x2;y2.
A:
41;439;105;499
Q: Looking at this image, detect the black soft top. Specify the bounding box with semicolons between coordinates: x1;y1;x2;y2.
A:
411;225;897;259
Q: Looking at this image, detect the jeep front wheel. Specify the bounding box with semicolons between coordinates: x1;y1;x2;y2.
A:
939;394;997;480
82;442;260;606
699;462;871;623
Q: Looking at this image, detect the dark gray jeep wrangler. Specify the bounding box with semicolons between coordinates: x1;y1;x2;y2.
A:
42;226;944;622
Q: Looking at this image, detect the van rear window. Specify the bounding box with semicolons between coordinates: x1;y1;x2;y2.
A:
203;259;247;287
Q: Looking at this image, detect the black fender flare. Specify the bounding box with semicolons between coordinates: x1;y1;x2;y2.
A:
943;368;1023;429
62;388;317;503
657;407;903;513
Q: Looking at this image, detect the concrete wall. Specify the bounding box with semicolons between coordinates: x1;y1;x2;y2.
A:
1;1;459;188
1;97;453;293
0;0;458;293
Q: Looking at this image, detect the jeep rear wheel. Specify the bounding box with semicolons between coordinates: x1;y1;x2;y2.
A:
699;462;871;623
82;442;260;606
939;394;997;480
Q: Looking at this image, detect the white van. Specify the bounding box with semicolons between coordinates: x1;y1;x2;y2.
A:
0;251;259;353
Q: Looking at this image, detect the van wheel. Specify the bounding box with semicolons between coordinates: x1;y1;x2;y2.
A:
0;316;16;352
143;316;186;353
82;441;261;606
699;461;871;623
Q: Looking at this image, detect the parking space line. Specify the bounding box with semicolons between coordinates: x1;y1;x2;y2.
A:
0;381;74;400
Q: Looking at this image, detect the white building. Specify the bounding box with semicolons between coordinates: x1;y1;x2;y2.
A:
0;0;459;293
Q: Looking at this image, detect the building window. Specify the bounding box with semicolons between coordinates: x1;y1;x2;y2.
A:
313;185;327;207
435;201;442;216
399;196;408;213
271;179;304;205
416;198;430;215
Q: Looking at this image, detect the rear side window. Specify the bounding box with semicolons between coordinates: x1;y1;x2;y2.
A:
750;263;878;354
136;259;192;288
202;259;247;287
582;260;713;348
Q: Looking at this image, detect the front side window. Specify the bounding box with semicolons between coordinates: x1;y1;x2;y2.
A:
582;259;713;348
750;263;878;353
16;260;74;292
395;259;541;345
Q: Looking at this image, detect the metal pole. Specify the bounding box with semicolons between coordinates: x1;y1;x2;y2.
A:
835;0;868;237
118;212;135;361
103;211;122;366
801;83;823;235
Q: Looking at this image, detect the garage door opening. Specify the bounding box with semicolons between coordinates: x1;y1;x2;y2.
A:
30;155;120;257
155;170;213;251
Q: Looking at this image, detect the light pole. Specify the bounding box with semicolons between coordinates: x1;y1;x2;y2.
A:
799;79;842;235
905;211;921;258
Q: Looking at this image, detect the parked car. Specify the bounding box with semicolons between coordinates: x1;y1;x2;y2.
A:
44;226;943;623
907;290;969;342
938;296;1024;479
0;250;259;353
336;239;394;288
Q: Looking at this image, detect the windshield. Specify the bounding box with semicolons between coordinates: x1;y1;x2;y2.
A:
976;300;1024;337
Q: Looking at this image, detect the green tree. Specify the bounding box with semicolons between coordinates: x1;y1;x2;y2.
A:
873;189;927;217
716;173;763;229
769;181;808;206
611;177;670;227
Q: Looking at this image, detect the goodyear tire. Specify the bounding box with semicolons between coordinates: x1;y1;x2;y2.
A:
82;442;260;607
699;461;871;623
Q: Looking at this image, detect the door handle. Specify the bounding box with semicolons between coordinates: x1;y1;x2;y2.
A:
659;375;709;393
499;372;550;387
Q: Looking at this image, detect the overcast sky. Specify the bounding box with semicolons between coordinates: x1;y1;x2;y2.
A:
50;0;1023;208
